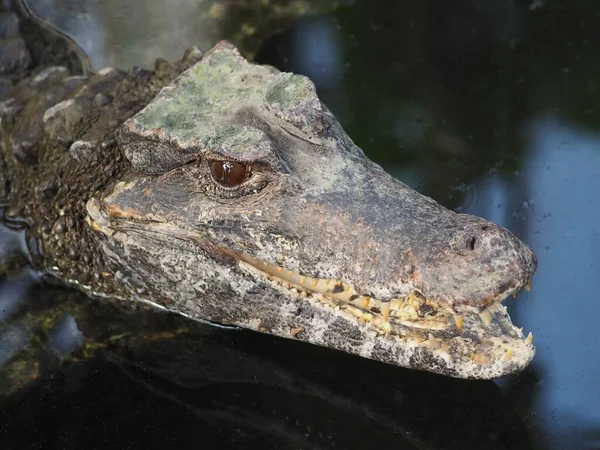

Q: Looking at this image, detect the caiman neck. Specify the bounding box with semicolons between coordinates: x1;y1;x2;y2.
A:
1;51;205;296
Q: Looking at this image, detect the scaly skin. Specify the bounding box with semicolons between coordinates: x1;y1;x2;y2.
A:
0;2;537;379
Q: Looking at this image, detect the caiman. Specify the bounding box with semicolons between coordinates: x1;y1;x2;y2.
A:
0;0;537;379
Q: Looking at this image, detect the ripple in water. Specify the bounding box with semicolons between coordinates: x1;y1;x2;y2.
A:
450;182;481;214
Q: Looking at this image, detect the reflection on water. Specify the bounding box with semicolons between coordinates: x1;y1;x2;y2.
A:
47;313;84;356
2;0;600;449
522;114;600;448
0;284;534;449
26;0;341;69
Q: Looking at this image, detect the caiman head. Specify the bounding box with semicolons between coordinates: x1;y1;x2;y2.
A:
86;41;537;379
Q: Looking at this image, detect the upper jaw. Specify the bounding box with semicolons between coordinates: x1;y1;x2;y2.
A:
423;219;537;313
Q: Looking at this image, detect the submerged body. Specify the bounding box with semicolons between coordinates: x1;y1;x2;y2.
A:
0;2;536;379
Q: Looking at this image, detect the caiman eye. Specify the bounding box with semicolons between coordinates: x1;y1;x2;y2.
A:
209;160;252;188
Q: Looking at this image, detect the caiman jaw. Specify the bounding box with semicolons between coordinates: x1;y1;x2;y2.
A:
223;247;535;364
86;199;536;380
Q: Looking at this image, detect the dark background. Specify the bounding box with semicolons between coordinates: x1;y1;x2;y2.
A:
1;1;599;448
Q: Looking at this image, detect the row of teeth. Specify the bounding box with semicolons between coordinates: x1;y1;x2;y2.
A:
238;261;447;329
238;255;533;341
236;253;534;361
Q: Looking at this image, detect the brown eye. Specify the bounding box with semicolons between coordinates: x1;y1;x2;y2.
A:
209;160;251;188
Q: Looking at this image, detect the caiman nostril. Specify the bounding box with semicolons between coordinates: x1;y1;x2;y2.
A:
451;218;495;255
466;236;477;251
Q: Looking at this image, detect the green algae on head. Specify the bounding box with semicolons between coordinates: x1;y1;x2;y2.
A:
264;72;324;135
118;42;324;174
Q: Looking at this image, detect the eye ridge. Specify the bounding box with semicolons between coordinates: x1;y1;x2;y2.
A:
209;160;252;188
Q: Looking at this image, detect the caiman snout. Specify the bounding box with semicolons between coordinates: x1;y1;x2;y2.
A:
422;215;537;314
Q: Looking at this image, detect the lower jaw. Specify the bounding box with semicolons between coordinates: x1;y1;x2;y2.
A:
234;272;536;379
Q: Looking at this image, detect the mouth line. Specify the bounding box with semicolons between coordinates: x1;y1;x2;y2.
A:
235;251;452;334
228;249;534;349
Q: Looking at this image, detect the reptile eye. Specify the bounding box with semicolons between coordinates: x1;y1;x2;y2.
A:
209;160;252;188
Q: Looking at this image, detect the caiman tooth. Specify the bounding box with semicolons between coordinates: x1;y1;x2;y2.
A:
381;301;391;320
428;333;441;349
313;280;329;294
363;297;371;309
479;308;493;326
379;319;391;334
526;332;533;345
453;314;464;331
390;299;404;310
349;296;364;308
503;349;514;361
525;280;532;292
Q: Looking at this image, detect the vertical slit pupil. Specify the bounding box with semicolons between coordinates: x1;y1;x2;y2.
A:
210;160;250;187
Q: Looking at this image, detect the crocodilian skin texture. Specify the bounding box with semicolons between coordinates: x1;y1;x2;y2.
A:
81;42;536;380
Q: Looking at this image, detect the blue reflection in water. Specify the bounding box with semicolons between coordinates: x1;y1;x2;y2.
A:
442;113;600;446
291;18;342;90
0;324;28;368
0;269;38;322
0;268;40;369
522;114;600;443
49;314;85;357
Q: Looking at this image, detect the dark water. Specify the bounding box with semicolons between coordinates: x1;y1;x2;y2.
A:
1;1;599;449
